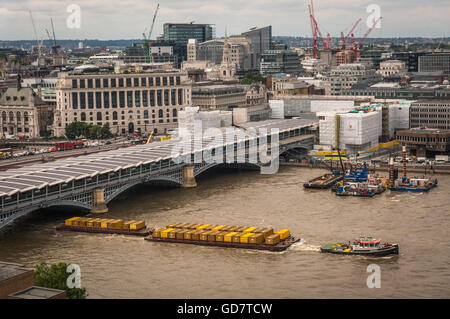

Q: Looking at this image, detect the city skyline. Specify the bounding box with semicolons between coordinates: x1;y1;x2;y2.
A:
0;0;449;41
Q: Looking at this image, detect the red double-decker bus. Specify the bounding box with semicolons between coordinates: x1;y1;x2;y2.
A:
53;141;84;151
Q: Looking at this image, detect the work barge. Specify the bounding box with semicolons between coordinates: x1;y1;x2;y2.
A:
56;217;153;236
57;219;299;252
145;223;299;252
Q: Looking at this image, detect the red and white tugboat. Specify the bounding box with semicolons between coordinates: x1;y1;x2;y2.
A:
321;237;399;256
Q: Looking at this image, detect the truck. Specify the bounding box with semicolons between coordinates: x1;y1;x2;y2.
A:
435;155;449;164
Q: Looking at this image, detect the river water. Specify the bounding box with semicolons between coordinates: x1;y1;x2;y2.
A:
1;166;449;298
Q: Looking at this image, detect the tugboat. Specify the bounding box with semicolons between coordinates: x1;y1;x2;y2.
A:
335;182;376;197
321;237;399;256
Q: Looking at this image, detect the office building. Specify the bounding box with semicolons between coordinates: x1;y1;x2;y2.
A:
260;50;302;76
377;60;407;77
163;23;215;66
418;53;450;77
396;128;450;157
53;70;192;136
325;63;381;95
191;85;246;111
410;100;450;130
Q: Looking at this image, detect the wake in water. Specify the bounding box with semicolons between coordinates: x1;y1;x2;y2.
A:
288;239;321;252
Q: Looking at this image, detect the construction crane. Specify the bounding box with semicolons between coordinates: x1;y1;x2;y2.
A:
142;3;160;63
340;18;361;64
308;3;318;58
29;11;42;67
50;18;61;54
352;16;382;59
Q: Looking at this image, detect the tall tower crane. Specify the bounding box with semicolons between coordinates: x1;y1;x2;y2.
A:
352;16;382;59
340;18;361;64
29;11;43;67
142;3;160;63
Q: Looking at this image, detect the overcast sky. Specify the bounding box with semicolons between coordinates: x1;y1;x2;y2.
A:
0;0;449;40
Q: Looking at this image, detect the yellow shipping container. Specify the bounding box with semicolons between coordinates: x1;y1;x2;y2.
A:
200;231;213;241
224;232;239;242
211;225;225;231
260;228;274;238
276;229;290;240
240;233;255;243
191;230;203;241
107;219;124;229
101;219;113;228
175;229;185;240
76;218;89;227
196;224;211;231
265;234;281;245
215;231;229;242
168;229;180;239
249;233;265;244
152;229;163;238
184;230;196;240
232;233;245;243
243;227;257;233
65;217;80;226
160;228;176;238
87;218;101;227
130;221;145;230
122;220;136;229
208;231;221;241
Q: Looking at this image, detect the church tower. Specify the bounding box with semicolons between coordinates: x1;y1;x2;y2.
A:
219;28;236;80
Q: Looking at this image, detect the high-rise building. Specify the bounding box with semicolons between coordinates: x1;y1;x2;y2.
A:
260;50;302;76
163;23;215;66
325;63;380;96
241;26;272;70
391;52;427;72
418;53;450;77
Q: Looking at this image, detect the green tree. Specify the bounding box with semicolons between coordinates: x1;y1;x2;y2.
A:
241;72;265;85
34;262;87;299
101;123;113;139
65;121;87;139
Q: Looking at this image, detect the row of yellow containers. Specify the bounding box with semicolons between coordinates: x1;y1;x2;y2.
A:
166;223;275;237
65;217;145;230
153;228;290;245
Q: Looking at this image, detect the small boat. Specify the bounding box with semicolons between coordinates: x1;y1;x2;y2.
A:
389;176;438;192
304;170;343;189
335;182;376;197
321;237;399;256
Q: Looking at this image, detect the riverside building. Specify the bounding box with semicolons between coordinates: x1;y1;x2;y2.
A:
53;70;192;136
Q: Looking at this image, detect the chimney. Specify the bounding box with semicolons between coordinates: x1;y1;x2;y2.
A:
17;74;21;91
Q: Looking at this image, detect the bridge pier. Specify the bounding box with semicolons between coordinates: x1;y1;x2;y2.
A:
182;165;197;188
90;188;109;214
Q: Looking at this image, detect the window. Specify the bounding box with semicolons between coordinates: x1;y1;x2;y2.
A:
173;109;177;117
113;111;118;120
141;78;147;86
72;92;78;109
104;92;110;108
164;89;169;106
158;109;163;118
88;92;94;109
81;112;86;121
111;78;116;88
176;76;180;85
135;91;140;107
103;78;109;88
127;91;133;107
95;92;102;108
171;89;176;105
1;112;6;122
119;91;125;108
80;92;86;109
157;90;162;106
79;79;85;88
119;78;124;87
144;110;149;119
142;91;148;107
126;78;132;87
150;90;155;107
163;77;167;86
178;89;183;105
111;92;117;108
156;77;160;86
149;77;154;86
72;79;77;88
169;77;174;86
95;79;101;88
97;112;102;121
24;112;28;122
16;112;21;122
134;78;139;87
87;79;93;88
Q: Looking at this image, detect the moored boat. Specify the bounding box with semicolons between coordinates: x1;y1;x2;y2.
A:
321;237;399;256
304;170;343;189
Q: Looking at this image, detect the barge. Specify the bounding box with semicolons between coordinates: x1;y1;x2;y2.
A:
56;217;153;236
145;223;300;252
304;170;343;189
321;237;399;256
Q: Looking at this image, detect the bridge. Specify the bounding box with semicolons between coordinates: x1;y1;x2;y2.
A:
0;119;316;229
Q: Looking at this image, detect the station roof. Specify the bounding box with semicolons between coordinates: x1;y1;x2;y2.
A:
0;118;316;197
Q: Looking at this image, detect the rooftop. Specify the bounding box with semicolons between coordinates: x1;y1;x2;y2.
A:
0;261;33;283
8;286;66;299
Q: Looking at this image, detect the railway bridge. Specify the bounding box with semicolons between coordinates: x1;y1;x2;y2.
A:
0;119;316;229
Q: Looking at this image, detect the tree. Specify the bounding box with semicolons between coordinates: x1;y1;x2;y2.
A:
101;123;113;139
241;72;265;85
34;262;87;299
